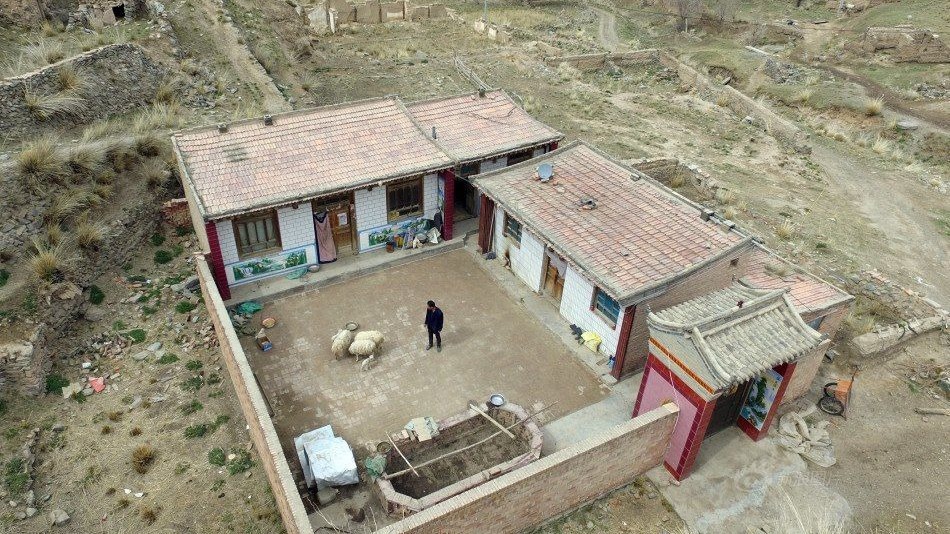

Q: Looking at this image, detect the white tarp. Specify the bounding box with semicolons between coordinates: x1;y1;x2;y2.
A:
294;425;335;488
304;437;359;487
776;404;837;467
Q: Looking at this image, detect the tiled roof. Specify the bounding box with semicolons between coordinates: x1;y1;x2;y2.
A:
172;97;453;219
407;90;563;163
474;142;750;304
740;244;852;315
649;286;823;391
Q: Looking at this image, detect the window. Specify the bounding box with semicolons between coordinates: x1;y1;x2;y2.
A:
503;213;522;246
807;315;825;331
506;149;533;166
459;162;480;177
233;210;281;258
592;288;620;327
387;178;423;221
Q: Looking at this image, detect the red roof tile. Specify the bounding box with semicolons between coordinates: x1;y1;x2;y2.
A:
475;142;750;303
172;97;452;219
407;90;563;163
740;244;852;314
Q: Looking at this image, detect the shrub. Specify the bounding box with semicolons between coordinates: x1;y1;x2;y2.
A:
46;374;70;395
17;136;68;189
184;424;208;438
154;249;174;264
864;96;884;116
181;376;204;392
156;353;179;364
227;449;253;475
130;427;142;437
89;285;105;304
28;238;74;283
175;225;193;236
150;233;166;246
131;444;156;474
107;411;123;422
101;425;112;434
176;301;198;314
4;458;28;494
182;400;203;415
0;270;9;288
125;329;147;343
186;360;203;371
208;447;226;466
139;504;159;525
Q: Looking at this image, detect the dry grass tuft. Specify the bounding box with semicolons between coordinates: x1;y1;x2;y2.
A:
793;88;813;104
864;96;884;117
24;39;66;66
18;136;69;190
106;142;142;172
871;136;892;156
76;219;106;249
775;219;795;240
670;172;686;188
66;145;105;181
24;89;85;120
723;206;738;220
55;66;86;93
134;134;165;158
130;427;142;437
154;80;179;105
715;189;736;205
715;92;730;107
140;160;170;189
139;504;159;525
28;237;74;283
45;191;89;224
132;102;181;133
131;444;156;474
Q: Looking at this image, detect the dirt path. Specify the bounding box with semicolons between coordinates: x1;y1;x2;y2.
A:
595;7;622;52
809;141;950;304
195;0;289;112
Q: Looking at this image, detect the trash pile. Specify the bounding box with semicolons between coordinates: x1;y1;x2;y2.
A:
776;405;836;467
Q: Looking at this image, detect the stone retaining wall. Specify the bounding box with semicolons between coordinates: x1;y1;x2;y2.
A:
308;0;446;33
0;43;166;140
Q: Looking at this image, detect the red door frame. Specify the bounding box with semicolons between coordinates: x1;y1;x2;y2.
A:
611;305;636;379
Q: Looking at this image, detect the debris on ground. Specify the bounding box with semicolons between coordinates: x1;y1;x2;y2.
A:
776;405;836;467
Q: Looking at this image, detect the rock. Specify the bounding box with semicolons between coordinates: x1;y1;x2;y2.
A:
317;487;338;505
128;396;143;411
132;350;151;362
149;394;168;403
25;490;34;506
15;511;26;520
742;115;755;124
51;423;65;433
896;119;919;131
49;509;70;526
26;507;37;517
146;342;163;352
83;307;106;322
82;387;94;396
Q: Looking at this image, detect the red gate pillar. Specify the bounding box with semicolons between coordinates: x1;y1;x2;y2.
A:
440;169;455;241
204;221;231;301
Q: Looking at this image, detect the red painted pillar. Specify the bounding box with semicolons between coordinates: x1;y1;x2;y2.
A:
440;169;455;241
204;221;231;301
670;398;715;480
611;305;636;380
477;194;495;253
549;141;559;151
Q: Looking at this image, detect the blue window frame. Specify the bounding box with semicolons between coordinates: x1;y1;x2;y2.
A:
592;288;620;327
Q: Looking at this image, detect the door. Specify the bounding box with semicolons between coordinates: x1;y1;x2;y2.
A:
542;250;566;303
314;194;354;253
706;381;751;437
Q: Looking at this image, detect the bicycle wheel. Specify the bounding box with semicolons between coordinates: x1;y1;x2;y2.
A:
823;382;839;398
819;395;844;416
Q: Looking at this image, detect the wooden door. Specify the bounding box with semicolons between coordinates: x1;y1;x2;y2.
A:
706;381;751;437
543;260;565;303
314;195;354;252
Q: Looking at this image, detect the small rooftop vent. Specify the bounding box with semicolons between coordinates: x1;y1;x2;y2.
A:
263;115;274;126
217;123;228;133
431;126;437;139
700;208;714;221
579;198;597;210
537;163;554;183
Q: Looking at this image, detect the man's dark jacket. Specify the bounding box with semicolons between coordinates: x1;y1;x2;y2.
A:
424;307;444;332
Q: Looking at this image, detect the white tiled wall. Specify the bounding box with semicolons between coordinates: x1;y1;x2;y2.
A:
422;173;439;218
493;207;544;292
355;173;441;251
215;203;318;286
559;268;625;358
276;203;316;249
480;156;508;174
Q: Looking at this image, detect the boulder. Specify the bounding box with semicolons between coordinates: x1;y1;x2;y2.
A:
49;509;69;526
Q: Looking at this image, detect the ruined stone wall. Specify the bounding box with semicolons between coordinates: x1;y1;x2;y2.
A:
375;403;678;534
309;0;446;33
0;0;47;26
864;27;950;64
0;43;166;140
0;185;166;395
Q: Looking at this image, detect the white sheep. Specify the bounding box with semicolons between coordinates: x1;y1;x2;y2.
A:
348;338;378;360
330;329;355;360
354;330;384;349
360;355;378;372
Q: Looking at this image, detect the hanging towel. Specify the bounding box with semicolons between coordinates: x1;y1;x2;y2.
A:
315;212;338;263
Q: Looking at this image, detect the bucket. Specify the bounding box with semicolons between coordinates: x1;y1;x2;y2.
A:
488;393;506;408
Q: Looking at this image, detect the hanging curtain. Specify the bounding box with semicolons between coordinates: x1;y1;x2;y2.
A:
315;212;337;263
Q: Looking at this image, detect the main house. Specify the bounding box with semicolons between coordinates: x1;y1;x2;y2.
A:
172;90;562;300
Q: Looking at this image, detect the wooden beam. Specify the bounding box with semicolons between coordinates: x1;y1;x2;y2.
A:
388;436;419;477
469;403;515;438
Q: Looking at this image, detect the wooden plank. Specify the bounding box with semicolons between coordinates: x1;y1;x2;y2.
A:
388;436;419;477
469;403;515;438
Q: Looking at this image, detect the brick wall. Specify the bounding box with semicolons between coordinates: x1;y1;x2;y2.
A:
195;257;312;534
620;245;752;377
493;206;545;292
559;267;626;358
782;303;849;401
376;403;679;534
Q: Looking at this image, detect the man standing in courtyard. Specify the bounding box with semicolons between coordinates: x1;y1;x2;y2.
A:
424;300;444;352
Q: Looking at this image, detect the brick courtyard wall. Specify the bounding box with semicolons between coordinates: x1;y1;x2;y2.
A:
375;403;679;534
619;244;752;377
782;302;850;401
196;256;312;534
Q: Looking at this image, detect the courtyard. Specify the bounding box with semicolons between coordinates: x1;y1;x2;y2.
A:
241;248;609;465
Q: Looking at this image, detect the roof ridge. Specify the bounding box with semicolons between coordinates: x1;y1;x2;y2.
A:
405;88;504;107
393;96;459;163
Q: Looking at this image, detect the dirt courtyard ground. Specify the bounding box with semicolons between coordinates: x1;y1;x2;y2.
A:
242;248;607;464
